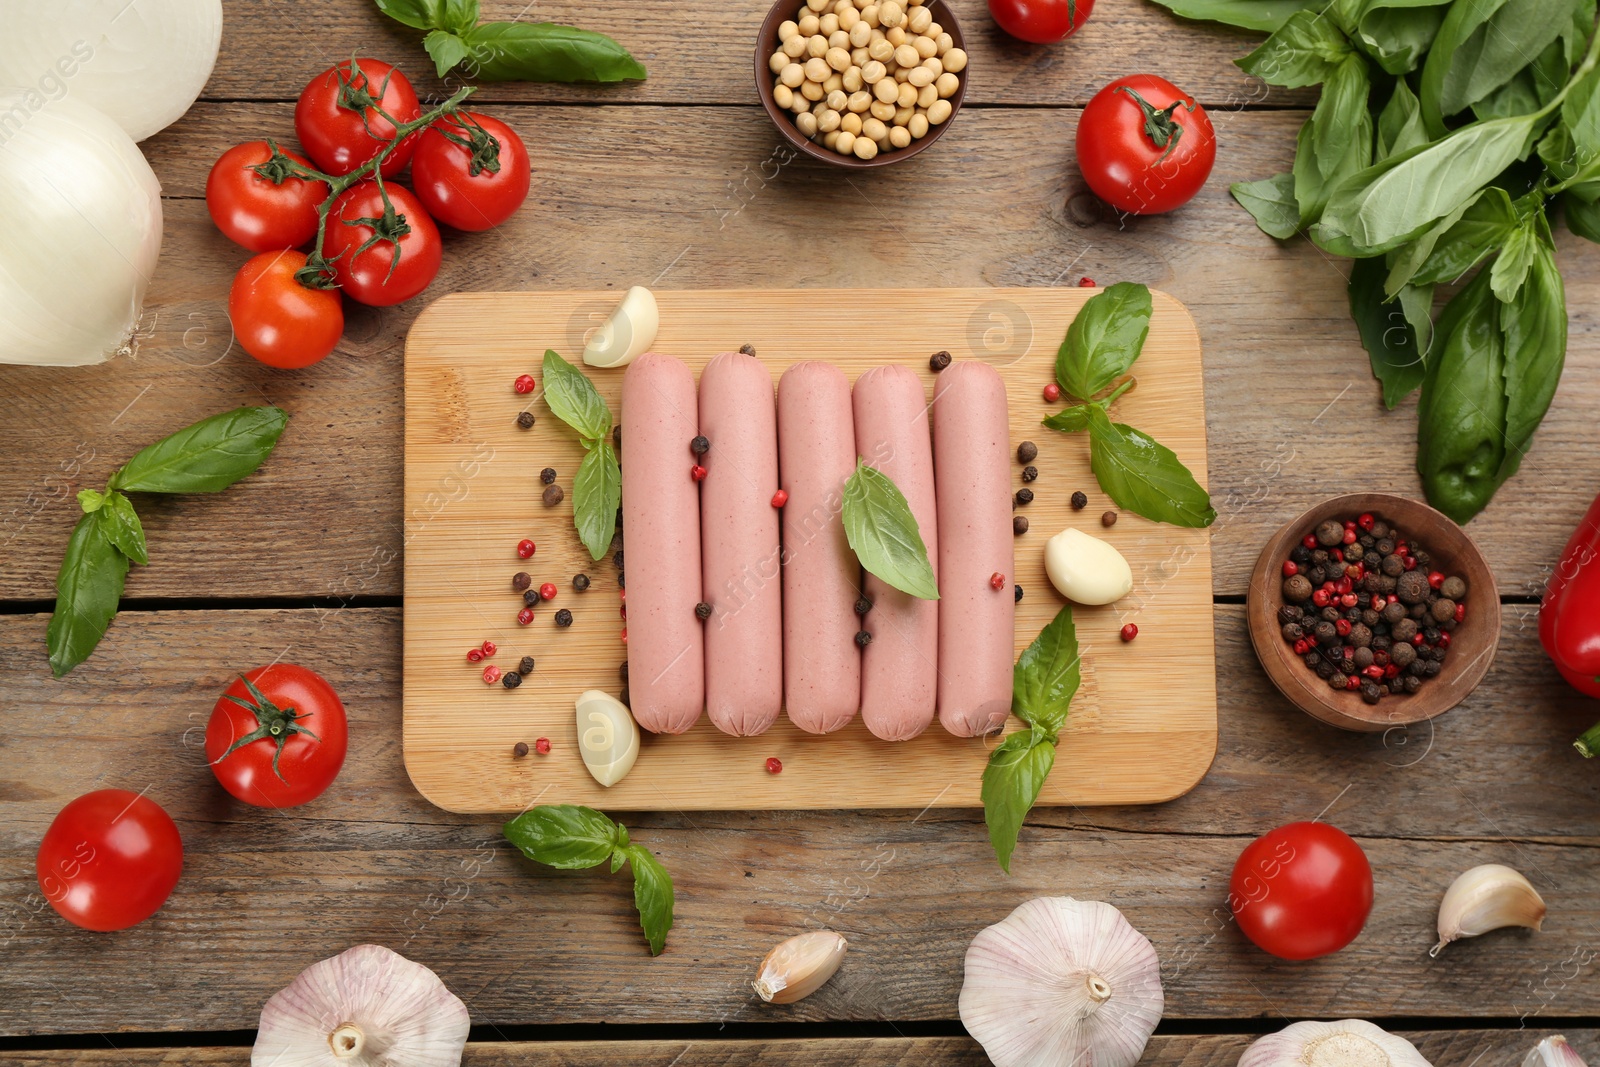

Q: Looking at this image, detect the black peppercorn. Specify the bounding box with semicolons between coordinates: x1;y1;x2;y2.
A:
1408;602;1429;620
513;741;530;757
613;551;624;568
573;573;591;592
1361;681;1384;704
1314;621;1339;644
1022;466;1039;483
612;425;622;449
1316;660;1336;679
1382;601;1407;625
1284;575;1313;602
1101;510;1118;527
1392;618;1419;642
1423;660;1442;677
1344;542;1365;561
1311;549;1331;566
517;411;536;429
1015;488;1034;506
1330;673;1349;690
695;602;713;620
555;608;573;627
1307;566;1328;585
618;571;625;589
503;671;523;689
1353;646;1375;669
740;343;757;356
1375;537;1396;556
1013;515;1029;535
1283;623;1305;641
1315;520;1344;547
1430;598;1457;623
1278;605;1305;624
620;685;630;705
929;350;952;371
1360;609;1381;628
524;589;541;608
1423;626;1442;644
1014;583;1023;603
1070;490;1088;510
512;571;532;592
1372;634;1393;652
1403;675;1422;693
1348;623;1372;648
1304;651;1323;668
519;656;536;675
855;630;872;647
691;435;710;455
542;484;564;507
1017;441;1039;464
540;467;557;485
620;661;629;681
1390;642;1417;668
1369;520;1390;539
1440;575;1466;600
1290;545;1312;565
1412;549;1432;569
855;596;872;615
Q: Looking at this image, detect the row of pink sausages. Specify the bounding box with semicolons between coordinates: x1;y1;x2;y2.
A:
619;351;1014;741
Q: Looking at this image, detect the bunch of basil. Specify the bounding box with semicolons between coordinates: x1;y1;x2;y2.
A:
1154;0;1600;524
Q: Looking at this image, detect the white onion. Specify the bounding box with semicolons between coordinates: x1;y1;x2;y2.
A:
0;90;163;366
0;0;223;142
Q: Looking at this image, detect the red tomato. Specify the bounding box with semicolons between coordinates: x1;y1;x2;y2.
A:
205;664;349;808
294;58;421;178
229;250;344;369
37;789;182;931
989;0;1094;43
205;141;325;253
1075;74;1216;215
411;112;532;232
323;181;443;306
1229;822;1373;960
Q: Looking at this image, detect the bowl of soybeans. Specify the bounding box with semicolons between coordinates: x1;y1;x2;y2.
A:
757;0;968;167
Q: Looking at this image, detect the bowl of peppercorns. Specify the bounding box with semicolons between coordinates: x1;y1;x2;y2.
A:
1247;494;1500;732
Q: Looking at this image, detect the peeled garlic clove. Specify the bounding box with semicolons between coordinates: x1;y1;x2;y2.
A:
1432;863;1546;957
1239;1019;1433;1067
753;930;848;1004
960;898;1163;1067
583;286;658;368
577;689;641;787
1524;1036;1589;1067
1044;527;1133;606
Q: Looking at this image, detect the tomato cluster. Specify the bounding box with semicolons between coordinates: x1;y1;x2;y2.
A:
206;58;530;369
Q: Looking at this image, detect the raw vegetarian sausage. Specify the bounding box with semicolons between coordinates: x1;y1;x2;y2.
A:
698;351;784;736
777;361;862;734
851;365;939;741
620;352;704;734
931;361;1014;736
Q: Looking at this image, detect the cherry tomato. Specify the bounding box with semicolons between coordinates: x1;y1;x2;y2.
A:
323;181;443;307
989;0;1094;43
205;664;349;808
294;58;421;178
229;250;344;369
37;789;183;931
411;112;532;232
1229;821;1373;960
1075;74;1215;215
205;141;325;253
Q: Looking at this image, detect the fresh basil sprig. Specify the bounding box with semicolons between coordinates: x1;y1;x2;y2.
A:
983;605;1081;873
47;407;288;676
503;805;675;955
1043;284;1216;529
541;350;620;561
841;459;938;600
373;0;647;83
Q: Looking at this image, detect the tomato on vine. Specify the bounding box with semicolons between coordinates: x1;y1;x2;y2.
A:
323;181;443;306
411;112;532;232
1075;74;1215;215
989;0;1094;44
37;789;183;931
229;250;344;368
206;141;324;252
294;58;422;178
205;664;349;808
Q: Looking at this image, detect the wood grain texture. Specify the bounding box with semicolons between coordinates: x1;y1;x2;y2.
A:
3;607;1598;1035
403;288;1215;811
10;1032;1598;1066
2;104;1595;606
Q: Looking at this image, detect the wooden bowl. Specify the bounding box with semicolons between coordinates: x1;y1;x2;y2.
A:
1246;493;1500;732
754;0;967;169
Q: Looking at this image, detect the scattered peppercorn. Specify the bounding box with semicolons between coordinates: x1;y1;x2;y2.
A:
1017;441;1039;464
555;608;573;627
740;343;757;356
855;630;872;647
523;589;541;608
620;661;629;682
691;435;710;455
512;571;532;592
516;411;536;429
690;464;708;481
766;756;782;774
929;350;952;372
990;571;1006;590
538;582;557;601
542;484;564;507
513;741;530;757
535;737;552;755
1017;466;1038;485
481;640;497;656
572;573;591;592
516;538;536;559
503;671;523;689
517;607;534;625
618;571;625;589
1015;488;1034;506
1101;511;1118;527
518;656;536;675
514;374;536;394
1043;383;1061;402
1070;490;1088;510
613;551;624;569
466;648;484;663
1014;583;1023;603
855;596;872;615
771;489;789;507
540;467;557;485
1013;515;1029;535
482;665;502;685
1121;623;1138;642
695;602;713;620
1078;276;1096;287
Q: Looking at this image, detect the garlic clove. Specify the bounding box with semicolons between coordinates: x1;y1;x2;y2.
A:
1432;863;1546;957
1239;1019;1433;1067
1044;527;1134;606
576;689;641;788
1524;1036;1590;1067
583;286;659;368
960;898;1163;1067
753;930;848;1004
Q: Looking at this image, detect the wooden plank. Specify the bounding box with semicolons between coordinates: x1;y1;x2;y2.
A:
198;0;1304;108
3;104;1597;607
402;288;1215;812
2;608;1598;1034
11;1032;1598;1066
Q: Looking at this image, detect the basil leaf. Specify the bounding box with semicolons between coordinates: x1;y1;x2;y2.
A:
1042;404;1094;433
842;459;938;600
1398;281;1437;361
1086;407;1217;528
1350;0;1448;76
1012;604;1081;734
1419;0;1575;125
1237;9;1353;88
982;728;1056;874
1416;269;1508;523
1560;50;1600;156
1471;36;1568;121
541;349;613;442
1567;192;1600;242
1500;236;1566;464
47;510;130;678
99;490;147;566
1144;0;1324;32
1348;256;1427;408
1489;223;1540;301
503;804;620;869
1232;172;1302;238
1055;282;1151;400
460;22;647;83
573;439;622;562
424;30;473;77
372;0;451;30
1391;187;1515;293
111;407;289;494
1376;78;1430;160
624;845;675;956
1293;57;1373;222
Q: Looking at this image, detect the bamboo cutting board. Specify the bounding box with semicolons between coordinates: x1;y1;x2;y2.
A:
403;289;1216;813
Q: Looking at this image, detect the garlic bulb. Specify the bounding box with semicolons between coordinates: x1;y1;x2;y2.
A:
960;897;1163;1067
582;286;658;368
1524;1036;1589;1067
1239;1020;1433;1067
253;944;470;1066
753;930;848;1004
1432;863;1546;957
0;0;223;141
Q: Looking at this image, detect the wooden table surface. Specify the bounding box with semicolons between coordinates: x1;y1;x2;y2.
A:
3;1;1598;1063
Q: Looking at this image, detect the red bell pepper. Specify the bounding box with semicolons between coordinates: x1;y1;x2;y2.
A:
1541;491;1600;755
